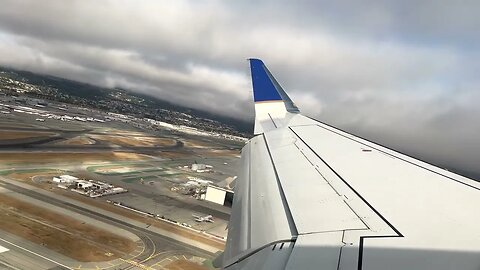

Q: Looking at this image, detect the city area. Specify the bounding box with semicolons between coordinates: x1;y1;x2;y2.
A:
0;89;246;269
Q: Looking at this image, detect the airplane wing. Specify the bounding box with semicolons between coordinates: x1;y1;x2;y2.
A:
220;59;480;270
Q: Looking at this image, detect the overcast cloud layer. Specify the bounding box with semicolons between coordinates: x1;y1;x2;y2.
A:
0;0;478;178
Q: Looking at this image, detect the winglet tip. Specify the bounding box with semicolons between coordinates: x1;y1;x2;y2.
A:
249;58;283;102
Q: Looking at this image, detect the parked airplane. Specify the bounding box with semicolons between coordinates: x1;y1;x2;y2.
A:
192;214;214;223
216;59;480;269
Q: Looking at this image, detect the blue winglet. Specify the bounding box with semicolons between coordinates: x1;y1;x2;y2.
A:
249;58;283;102
248;58;300;113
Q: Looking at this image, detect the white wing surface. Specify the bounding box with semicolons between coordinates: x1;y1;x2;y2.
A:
220;59;480;270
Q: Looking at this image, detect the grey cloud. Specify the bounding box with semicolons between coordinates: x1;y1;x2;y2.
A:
0;0;478;178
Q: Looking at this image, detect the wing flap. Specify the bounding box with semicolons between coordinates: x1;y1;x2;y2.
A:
223;136;295;266
264;128;368;234
285;232;344;270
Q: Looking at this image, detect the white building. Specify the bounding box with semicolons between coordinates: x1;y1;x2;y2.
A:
192;163;206;171
52;175;78;184
77;180;93;189
205;185;234;207
60;175;78;182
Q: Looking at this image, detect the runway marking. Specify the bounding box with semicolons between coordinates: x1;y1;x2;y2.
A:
106;259;124;267
0;260;22;270
0;236;74;270
119;258;154;270
0;244;9;254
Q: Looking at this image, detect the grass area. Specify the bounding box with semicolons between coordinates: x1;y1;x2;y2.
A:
0;168;51;176
55;136;95;146
0;168;72;177
0;130;55;140
90;166;164;176
0;152;149;165
0;194;136;262
122;175;157;183
165;260;209;270
4;171;225;251
58;191;225;250
90;134;176;147
86;162;152;171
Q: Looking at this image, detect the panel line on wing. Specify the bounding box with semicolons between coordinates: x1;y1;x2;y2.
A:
267;113;278;128
289;126;404;270
305;119;480;191
293;141;343;197
289;126;403;238
247;143;253;249
262;134;299;236
264;128;368;235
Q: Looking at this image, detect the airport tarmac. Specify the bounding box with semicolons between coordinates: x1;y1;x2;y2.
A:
0;179;217;269
0;99;242;269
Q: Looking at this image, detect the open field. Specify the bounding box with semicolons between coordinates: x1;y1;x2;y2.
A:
6;171;64;189
183;140;214;149
0;123;40;129
165;260;209;270
0;105;237;268
196;149;240;158
155;151;194;159
94;165;147;174
2;168;226;250
56;191;226;250
0;194;136;262
86;163;153;174
0;130;55;140
91;134;177;147
4;170;64;180
98;129;148;136
0;152;150;164
55;136;95;145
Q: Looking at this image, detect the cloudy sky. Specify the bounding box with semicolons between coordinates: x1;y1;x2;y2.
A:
0;0;478;178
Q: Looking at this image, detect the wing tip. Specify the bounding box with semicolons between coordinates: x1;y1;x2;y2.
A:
248;58;283;102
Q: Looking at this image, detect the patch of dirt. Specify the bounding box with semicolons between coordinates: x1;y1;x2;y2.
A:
183;140;213;149
157;151;193;159
0;194;136;262
99;129;147;136
165;260;209;270
0;152;150;164
0;123;38;129
0;130;55;140
90;134;176;147
7;171;62;190
196;149;240;158
55;136;95;145
7;171;60;182
58;192;226;250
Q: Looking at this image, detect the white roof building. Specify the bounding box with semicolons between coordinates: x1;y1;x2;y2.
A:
53;175;78;184
60;175;78;182
192;163;206;171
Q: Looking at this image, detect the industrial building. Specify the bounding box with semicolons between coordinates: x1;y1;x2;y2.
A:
51;175;127;197
52;175;78;184
204;185;234;207
190;163;214;173
191;163;206;171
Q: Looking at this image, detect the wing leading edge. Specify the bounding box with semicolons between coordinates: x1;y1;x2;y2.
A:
222;59;480;270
